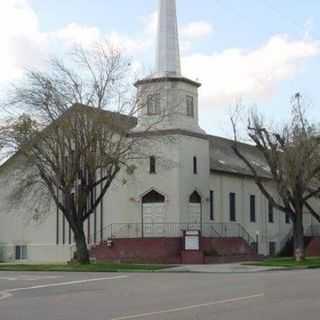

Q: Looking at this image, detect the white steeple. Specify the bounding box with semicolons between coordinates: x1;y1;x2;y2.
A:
155;0;181;77
133;0;205;135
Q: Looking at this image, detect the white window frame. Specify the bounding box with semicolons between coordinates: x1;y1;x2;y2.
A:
186;95;195;118
147;94;161;115
15;245;28;260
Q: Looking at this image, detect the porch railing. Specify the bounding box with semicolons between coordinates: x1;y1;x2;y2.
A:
305;225;320;237
96;222;255;245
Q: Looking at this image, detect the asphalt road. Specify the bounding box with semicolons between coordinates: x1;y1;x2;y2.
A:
0;269;319;320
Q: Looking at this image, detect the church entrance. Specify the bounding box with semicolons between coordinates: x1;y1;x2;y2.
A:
142;190;166;236
188;191;202;229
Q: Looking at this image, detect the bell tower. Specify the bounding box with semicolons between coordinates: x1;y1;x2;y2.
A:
133;0;205;134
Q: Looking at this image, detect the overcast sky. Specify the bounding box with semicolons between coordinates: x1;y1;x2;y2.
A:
1;0;319;137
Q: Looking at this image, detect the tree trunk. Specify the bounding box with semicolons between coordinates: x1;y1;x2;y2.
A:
74;224;90;264
293;209;305;262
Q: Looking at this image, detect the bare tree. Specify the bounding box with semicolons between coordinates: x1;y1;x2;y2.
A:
0;43;173;264
231;94;320;262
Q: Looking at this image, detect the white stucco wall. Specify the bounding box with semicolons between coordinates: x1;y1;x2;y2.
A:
208;172;319;255
1;134;319;261
133;79;204;134
0;155;74;262
1;139;319;261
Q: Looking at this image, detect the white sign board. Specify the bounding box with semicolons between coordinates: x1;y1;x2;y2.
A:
185;231;200;251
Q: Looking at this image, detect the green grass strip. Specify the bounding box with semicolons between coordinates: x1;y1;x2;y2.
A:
247;257;320;269
0;262;170;273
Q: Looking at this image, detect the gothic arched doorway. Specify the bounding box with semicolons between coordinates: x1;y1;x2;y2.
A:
189;191;202;228
142;189;166;236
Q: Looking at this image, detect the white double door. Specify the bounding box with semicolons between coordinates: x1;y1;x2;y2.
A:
188;203;201;229
143;203;165;235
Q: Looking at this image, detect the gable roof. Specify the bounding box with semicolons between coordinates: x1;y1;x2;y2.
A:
65;104;137;132
0;104;137;173
0;104;271;179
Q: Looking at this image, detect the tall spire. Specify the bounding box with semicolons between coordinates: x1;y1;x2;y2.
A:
155;0;181;77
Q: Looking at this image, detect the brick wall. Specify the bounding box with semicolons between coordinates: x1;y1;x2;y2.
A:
91;238;182;264
90;237;257;264
181;251;204;264
306;237;320;257
201;238;256;256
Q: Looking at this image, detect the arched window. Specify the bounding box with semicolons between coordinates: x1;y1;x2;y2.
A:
142;190;165;203
189;191;201;203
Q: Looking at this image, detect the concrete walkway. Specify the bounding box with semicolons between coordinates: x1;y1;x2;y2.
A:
161;263;285;273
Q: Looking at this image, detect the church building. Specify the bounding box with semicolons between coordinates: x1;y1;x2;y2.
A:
0;0;319;264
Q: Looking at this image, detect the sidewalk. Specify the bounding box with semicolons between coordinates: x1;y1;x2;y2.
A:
161;263;285;273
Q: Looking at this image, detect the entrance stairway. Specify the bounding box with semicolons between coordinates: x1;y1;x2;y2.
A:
90;236;260;264
89;222;260;264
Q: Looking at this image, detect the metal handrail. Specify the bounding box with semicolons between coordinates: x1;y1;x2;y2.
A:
238;224;256;245
93;222;255;245
305;225;320;237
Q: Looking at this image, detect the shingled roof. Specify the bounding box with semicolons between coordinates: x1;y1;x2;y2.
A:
208;135;271;179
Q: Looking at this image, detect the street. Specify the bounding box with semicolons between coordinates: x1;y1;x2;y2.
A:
0;269;319;320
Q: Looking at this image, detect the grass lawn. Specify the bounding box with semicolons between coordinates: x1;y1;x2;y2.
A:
247;257;320;269
0;262;170;273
